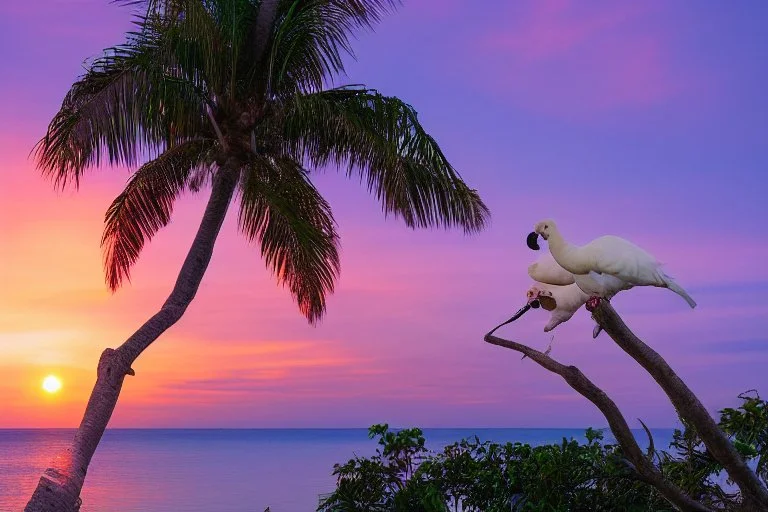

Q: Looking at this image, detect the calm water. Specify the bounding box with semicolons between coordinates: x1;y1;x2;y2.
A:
0;428;674;512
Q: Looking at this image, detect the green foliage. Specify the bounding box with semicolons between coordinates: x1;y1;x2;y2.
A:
320;425;669;512
719;391;768;484
318;425;438;512
656;420;732;508
35;0;489;323
320;393;768;512
654;390;768;509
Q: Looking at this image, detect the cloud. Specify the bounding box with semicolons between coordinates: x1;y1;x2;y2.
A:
703;339;768;355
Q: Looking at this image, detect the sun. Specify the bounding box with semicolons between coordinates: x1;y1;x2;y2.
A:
42;375;63;394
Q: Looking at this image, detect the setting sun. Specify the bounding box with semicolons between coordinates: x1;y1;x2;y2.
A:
42;375;62;394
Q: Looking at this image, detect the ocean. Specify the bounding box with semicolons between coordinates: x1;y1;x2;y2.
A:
0;428;675;512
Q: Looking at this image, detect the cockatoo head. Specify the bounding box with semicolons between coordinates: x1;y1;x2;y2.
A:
527;219;557;250
526;285;557;311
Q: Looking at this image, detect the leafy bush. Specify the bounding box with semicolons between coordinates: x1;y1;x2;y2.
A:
319;392;768;511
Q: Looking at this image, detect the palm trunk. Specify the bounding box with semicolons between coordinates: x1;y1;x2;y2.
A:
24;165;241;512
591;302;768;511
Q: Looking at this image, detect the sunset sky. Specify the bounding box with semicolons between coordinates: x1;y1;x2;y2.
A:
1;0;767;429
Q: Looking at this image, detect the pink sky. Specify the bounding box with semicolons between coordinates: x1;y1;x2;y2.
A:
1;0;767;428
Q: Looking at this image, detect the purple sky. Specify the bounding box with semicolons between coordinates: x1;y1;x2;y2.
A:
1;0;767;428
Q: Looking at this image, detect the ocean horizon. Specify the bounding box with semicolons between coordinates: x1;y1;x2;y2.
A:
0;427;676;511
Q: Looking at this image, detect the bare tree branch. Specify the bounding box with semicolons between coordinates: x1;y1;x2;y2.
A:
484;332;712;512
591;302;768;510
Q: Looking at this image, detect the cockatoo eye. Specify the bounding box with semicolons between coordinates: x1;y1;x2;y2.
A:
544;224;548;229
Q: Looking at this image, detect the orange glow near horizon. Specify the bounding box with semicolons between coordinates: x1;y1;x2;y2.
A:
2;0;768;431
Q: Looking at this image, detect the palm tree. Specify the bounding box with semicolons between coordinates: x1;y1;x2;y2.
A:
25;1;489;510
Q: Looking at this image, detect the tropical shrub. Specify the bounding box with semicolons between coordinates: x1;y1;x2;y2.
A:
319;392;768;511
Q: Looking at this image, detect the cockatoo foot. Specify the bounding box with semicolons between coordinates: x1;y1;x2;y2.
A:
586;296;602;311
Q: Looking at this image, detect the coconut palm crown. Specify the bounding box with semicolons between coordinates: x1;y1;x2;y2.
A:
35;0;489;324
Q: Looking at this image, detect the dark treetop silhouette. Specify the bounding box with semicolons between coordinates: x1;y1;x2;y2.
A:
25;1;489;510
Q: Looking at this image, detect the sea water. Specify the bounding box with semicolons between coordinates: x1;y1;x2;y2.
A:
0;428;674;512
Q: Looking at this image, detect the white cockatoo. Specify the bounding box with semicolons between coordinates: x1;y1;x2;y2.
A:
527;253;633;336
526;282;590;333
528;252;633;300
526;220;696;309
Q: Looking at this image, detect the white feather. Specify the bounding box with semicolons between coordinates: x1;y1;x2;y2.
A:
527;252;575;285
534;220;697;309
526;254;632;335
573;271;633;300
528;253;632;298
527;282;589;332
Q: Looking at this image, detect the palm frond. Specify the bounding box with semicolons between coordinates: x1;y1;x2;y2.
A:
113;0;187;20
238;154;339;323
274;86;490;233
266;0;398;95
102;139;217;290
34;22;211;188
122;0;259;101
163;0;235;98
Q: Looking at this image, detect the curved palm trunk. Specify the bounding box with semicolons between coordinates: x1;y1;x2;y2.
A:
591;302;768;511
25;165;241;512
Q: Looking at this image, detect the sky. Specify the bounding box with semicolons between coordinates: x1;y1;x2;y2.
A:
1;0;767;429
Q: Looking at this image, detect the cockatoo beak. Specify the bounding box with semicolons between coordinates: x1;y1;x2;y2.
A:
486;300;538;337
526;232;540;250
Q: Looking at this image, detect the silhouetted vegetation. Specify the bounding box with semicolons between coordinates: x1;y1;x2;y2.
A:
319;391;767;511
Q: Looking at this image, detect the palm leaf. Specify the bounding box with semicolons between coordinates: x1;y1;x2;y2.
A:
102;139;217;290
266;0;397;95
123;0;261;100
35;13;212;188
273;86;490;233
238;154;339;323
161;0;235;98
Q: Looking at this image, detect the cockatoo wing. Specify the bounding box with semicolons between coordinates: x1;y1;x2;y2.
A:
583;236;663;285
528;252;575;286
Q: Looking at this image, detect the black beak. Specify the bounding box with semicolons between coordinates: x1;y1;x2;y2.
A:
526;232;540;250
487;299;540;337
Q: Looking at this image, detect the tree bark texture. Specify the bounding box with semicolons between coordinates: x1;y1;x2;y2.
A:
485;333;712;512
24;165;241;512
253;0;279;102
254;0;279;65
591;302;768;510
